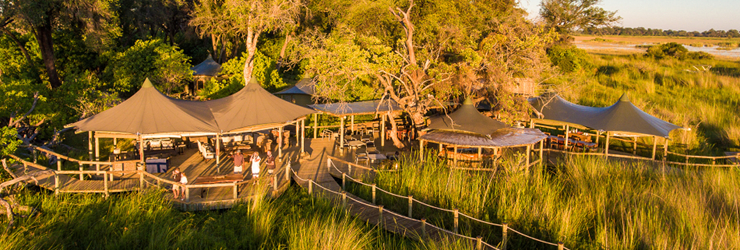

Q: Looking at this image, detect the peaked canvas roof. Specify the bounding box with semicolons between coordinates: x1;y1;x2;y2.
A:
275;78;315;96
309;99;401;116
425;98;509;136
191;55;221;76
68;79;219;134
420;128;547;147
206;78;316;132
529;93;681;137
67;78;316;135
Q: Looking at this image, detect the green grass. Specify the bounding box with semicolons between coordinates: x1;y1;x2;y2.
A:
0;184;476;249
350;151;740;249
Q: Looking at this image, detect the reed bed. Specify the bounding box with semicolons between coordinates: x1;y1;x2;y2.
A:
356;152;740;249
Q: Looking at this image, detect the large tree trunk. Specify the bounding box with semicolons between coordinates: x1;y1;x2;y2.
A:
386;112;405;148
277;33;291;71
242;28;261;85
34;21;62;89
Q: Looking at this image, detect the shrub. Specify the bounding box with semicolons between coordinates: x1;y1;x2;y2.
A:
547;46;593;73
645;42;688;59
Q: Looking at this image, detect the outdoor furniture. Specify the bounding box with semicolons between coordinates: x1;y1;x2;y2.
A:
356;152;369;165
321;129;334;139
197;141;215;161
145;158;168;173
366;146;379;154
367;153;386;163
347;140;366;149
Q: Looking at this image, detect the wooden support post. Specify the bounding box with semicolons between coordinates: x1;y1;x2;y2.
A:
558;242;564;250
308;179;313;195
138;135;145;163
408;195;413;217
502;223;509;250
340;116;345;148
454;209;459;233
652;136;658;160
419;140;424;162
113;138;117;146
633;137;638;155
342;172;346;190
313;113;318;139
539;139;544;166
301;119;306;156
372;184;376;204
79;163;84;180
421;218;427;238
381;115;386;147
595;131;600;144
530;120;536;128
139;171;144;190
605;132;611;158
278;126;283;158
285;162;291;181
342;191;347;209
95;136;100;162
350;115;355;133
378;205;384;227
525;145;531;167
453;146;458;166
295;120;299;146
213;134;222;172
57;160;62;171
185;186;190;202
233;182;238;199
663;137;668;162
104;173;109;197
478;147;482;161
273;175;278;191
476;236;482;250
564;125;570;151
54;173;59;195
88;131;93;161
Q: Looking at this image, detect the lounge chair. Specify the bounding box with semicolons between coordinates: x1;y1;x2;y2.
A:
197;141;215;161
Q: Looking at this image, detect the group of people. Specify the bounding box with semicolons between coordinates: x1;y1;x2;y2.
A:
231;150;275;178
171;150;276;200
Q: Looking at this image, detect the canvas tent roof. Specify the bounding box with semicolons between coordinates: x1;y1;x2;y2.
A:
309;99;401;116
529;93;681;137
424;98;509;136
191;55;221;76
275;78;315;96
420;128;547;147
67;78;316;135
206;78;316;133
68;79;219;134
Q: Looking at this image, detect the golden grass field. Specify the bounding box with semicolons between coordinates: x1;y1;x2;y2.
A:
574;35;740;46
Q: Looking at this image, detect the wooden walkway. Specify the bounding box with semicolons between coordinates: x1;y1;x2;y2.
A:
291;138;496;249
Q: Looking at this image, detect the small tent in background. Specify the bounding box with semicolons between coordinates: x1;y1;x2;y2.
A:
190;55;222;94
275;78;316;106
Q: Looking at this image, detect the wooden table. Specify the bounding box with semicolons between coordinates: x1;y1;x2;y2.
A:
192;174;244;198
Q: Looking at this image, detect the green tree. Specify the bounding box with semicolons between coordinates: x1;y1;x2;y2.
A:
103;39;193;96
540;0;620;41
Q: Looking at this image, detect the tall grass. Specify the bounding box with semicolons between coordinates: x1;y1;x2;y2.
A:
0;185;462;249
358;153;740;249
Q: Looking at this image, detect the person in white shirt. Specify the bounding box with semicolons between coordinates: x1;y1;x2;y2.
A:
251;152;261;179
179;172;188;201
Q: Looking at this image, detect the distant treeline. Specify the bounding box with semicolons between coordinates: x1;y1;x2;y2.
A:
580;27;740;38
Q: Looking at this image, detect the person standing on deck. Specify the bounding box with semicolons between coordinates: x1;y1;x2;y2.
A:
251;152;261;179
265;151;276;174
233;150;244;174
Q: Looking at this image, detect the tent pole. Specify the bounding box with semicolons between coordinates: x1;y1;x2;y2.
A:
478;147;481;161
278;126;283;158
340;116;345;149
539;139;544;166
595;131;600;144
605;132;610;158
113;138;117;147
301;119;305;156
651;136;658;160
530;120;535;128
525;145;531;172
381;115;386;147
419;139;424;162
313;113;318;139
94;134;100;161
88;131;93;161
564;125;570;151
351;115;355;135
216;134;220;173
663;137;669;162
138;135;144;164
295;120;299;147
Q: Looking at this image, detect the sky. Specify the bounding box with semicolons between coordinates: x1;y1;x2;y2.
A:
519;0;740;32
